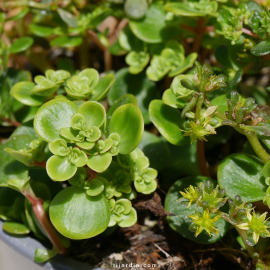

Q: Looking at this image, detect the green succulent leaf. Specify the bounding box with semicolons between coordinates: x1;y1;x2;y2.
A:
29;24;54;37
10;82;47;106
87;153;112;173
146;56;170;81
10;37;34;54
106;94;137;132
124;0;148;19
165;176;230;244
47;155;77;181
3;222;30;235
108;68;158;124
34;247;57;263
58;8;77;27
50;36;83;48
165;2;218;17
109;104;144;154
0;135;33;187
251;41;270;56
34;99;78;142
86;179;104;196
77;101;106;128
149;100;188;145
129;2;177;43
50;186;110;239
126;51;150;74
119;25;144;52
90;74;115;101
162;89;188;109
118;207;137;227
169;53;198;77
218;154;267;202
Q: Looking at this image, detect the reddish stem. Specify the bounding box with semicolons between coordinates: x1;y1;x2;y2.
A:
242;28;259;39
181;23;197;34
2;118;21;127
86;167;98;182
197;140;210;177
192;18;206;53
26;195;67;255
33;161;46;168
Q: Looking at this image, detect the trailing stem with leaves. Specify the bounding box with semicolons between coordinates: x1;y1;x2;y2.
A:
0;66;158;262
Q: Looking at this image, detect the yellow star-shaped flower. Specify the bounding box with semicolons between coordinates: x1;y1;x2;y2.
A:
189;209;221;237
236;210;270;244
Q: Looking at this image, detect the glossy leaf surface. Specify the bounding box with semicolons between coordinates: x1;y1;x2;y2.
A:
50;186;110;239
218;154;267;202
149;100;188;145
165;176;229;244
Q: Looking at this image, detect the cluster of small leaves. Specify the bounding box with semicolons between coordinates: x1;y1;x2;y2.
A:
10;69;114;107
117;29;197;81
3;72;158;243
219;4;252;44
180;180;270;246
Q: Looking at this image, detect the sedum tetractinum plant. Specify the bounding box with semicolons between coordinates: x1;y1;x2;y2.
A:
0;66;158;262
2;0;270;268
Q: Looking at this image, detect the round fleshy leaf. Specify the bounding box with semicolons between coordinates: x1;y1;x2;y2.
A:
134;180;146;192
68;167;87;187
77;101;106;128
29;24;54;37
71;114;86;130
47;155;77;181
106;94;137;133
263;160;270;179
165;176;230;244
115;199;132;214
251;41;270;56
162;89;188;109
142;179;157;194
76;141;95;150
10;37;33;54
87;153;112;173
143;168;158;180
0;135;32;187
74;151;88;167
117;151;137;168
79;68;99;87
129;2;177;43
10;82;47;106
168;53;198;77
34;248;57;263
3;222;30;235
49;139;68;156
88;127;102;142
90;74;115;101
164;3;207;16
60;127;77;141
34;99;78;142
118;208;137;227
171;74;195;97
149;100;188;146
217;153;267;202
109;104;144;154
119;25;144;52
50;36;83;48
124;0;148;19
50;186;110;239
107;68;158;124
86;179;104;196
